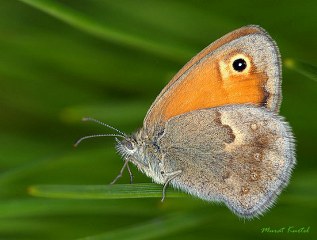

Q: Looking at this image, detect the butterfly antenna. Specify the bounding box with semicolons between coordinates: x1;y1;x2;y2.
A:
82;117;126;137
74;134;125;147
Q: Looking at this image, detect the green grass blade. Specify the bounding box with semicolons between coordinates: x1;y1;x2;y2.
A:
29;183;186;199
18;0;192;62
0;198;158;218
78;211;207;240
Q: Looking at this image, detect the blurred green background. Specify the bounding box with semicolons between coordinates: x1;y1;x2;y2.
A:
0;0;316;239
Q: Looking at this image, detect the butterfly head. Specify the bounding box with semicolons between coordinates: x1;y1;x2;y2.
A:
115;130;151;170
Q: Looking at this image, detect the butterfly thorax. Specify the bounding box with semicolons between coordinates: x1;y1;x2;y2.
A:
116;128;164;184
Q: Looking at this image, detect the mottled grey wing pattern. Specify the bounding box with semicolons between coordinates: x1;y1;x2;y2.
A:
158;105;295;218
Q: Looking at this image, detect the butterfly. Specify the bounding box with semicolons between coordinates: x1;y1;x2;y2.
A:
76;25;295;218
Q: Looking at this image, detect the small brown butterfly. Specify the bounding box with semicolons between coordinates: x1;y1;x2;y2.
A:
76;25;295;218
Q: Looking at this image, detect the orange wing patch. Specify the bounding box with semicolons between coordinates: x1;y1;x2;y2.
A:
154;26;262;102
161;56;266;121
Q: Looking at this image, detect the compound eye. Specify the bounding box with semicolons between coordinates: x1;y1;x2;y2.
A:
125;141;134;150
122;139;134;150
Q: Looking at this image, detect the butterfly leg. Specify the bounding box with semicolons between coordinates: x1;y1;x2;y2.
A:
161;170;182;202
110;159;130;184
126;162;134;184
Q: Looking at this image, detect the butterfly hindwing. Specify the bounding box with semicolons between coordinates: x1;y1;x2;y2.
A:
158;105;294;218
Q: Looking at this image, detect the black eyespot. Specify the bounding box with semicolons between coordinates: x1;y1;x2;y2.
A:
232;58;247;72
